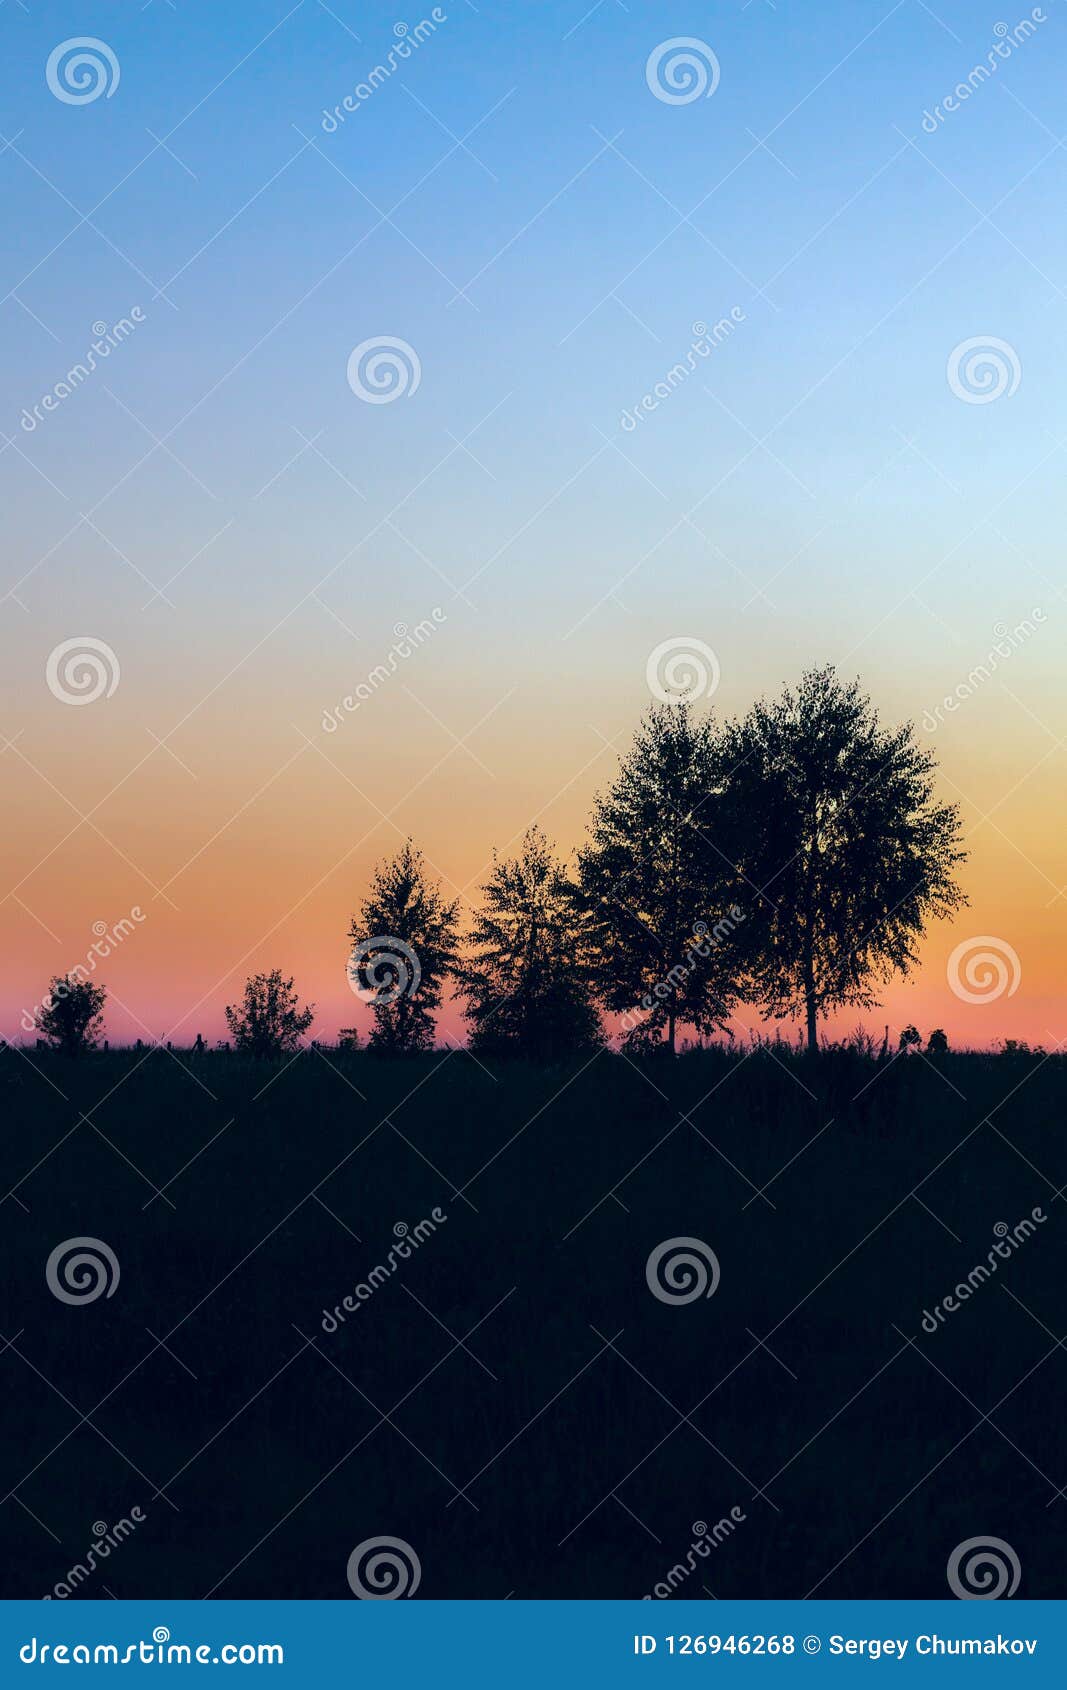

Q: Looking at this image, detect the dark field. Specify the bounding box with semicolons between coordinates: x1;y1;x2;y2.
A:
1;1043;1064;1599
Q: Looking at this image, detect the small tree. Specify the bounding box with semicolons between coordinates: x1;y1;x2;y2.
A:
224;970;314;1058
898;1024;922;1052
927;1028;949;1054
578;704;747;1054
349;841;459;1054
458;827;602;1061
724;667;967;1054
35;975;106;1055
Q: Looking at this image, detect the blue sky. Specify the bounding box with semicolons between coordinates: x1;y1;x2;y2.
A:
2;0;1065;1042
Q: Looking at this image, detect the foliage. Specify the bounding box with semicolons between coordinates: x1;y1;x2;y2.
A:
350;841;460;1054
578;704;748;1053
224;969;314;1058
35;975;107;1055
723;667;967;1054
458;827;602;1061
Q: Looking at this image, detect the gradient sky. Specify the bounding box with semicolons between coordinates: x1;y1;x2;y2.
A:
2;0;1064;1049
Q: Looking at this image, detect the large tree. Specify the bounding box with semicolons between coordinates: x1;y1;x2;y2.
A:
458;827;602;1062
35;975;107;1055
577;704;747;1054
349;841;459;1054
724;666;966;1053
224;969;314;1058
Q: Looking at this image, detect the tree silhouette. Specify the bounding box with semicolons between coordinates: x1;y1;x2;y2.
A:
578;704;746;1055
349;841;459;1054
724;667;966;1054
458;827;602;1061
224;970;314;1058
36;975;106;1055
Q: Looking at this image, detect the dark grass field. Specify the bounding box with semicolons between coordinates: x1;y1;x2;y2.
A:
1;1043;1064;1600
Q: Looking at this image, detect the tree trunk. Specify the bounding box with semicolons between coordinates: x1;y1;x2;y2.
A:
667;1006;676;1056
803;933;818;1055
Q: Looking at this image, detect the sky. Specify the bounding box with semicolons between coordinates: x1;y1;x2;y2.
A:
1;0;1064;1050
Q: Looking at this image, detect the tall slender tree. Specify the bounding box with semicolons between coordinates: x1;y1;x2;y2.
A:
723;666;966;1053
577;704;747;1054
458;827;602;1061
349;841;459;1053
